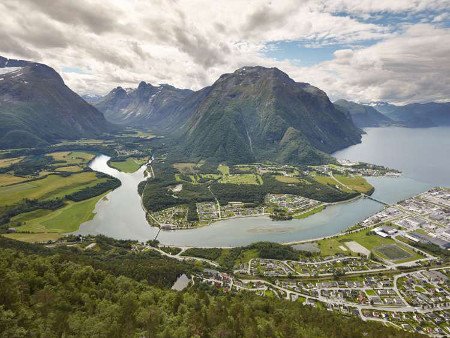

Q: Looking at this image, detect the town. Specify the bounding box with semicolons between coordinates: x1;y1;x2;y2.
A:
178;187;450;336
145;160;399;229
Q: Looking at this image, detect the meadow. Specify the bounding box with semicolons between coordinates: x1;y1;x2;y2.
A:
0;172;105;206
11;193;107;234
109;157;147;173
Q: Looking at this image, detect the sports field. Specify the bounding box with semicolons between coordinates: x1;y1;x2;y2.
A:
374;244;412;261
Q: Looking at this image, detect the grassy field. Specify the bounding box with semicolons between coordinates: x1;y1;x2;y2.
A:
0;172;104;206
293;205;325;219
313;175;348;191
218;164;230;175
2;232;62;243
0;174;29;186
374;244;412;261
334;175;373;194
49;151;94;166
55;165;83;172
173;162;197;173
219;174;262;185
109;157;147;173
275;175;301;184
11;193;107;233
0;156;23;168
318;229;402;255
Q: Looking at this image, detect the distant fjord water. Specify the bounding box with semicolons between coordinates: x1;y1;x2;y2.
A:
77;126;450;247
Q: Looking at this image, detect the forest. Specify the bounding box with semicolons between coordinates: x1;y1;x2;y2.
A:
0;236;420;338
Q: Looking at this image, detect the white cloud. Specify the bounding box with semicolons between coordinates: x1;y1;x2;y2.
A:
295;24;450;104
0;0;448;103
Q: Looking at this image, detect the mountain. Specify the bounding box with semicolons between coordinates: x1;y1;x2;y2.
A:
0;56;111;149
94;82;194;130
176;66;362;164
334;99;393;128
81;93;103;104
373;102;450;127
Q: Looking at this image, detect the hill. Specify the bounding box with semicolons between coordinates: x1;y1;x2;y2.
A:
0;56;112;149
0;236;420;337
94;81;194;129
177;66;362;164
373;102;450;127
334;99;393;128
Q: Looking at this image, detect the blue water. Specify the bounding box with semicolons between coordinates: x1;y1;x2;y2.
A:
77;127;450;247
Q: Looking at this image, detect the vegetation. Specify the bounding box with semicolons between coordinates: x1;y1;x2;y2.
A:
0;238;414;337
142;162;358;214
9;193;107;234
294;205;325;219
65;177;121;202
108;157;147;173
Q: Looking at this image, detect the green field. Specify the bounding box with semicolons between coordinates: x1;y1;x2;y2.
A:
313;175;348;191
12;193;107;233
0;156;23;168
219;174;262;185
275;175;301;184
218;164;230;175
317;229;422;263
0;172;104;206
0;174;29;186
49;151;94;166
334;175;373;194
109;157;147;173
374;244;413;261
293;205;325;219
3;232;62;243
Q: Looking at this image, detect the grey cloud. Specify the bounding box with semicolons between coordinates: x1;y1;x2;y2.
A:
172;27;229;68
0;35;41;59
10;0;121;34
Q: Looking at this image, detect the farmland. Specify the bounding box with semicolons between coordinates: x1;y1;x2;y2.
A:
0;172;105;206
109;157;147;173
10;193;107;234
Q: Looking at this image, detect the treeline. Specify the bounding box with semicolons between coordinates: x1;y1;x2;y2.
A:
182;242;311;271
142;162;358;213
0;235;192;288
0;243;420;337
0;154;56;175
0;198;64;229
66;177;121;202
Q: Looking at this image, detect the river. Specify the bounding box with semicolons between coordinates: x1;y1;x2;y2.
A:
76;126;450;247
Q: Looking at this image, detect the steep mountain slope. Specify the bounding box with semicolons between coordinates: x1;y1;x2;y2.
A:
374;102;450;127
95;82;194;129
0;56;111;148
334;99;393;128
178;66;362;164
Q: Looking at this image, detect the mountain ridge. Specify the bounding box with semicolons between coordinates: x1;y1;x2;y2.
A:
334;99;393;128
0;56;112;148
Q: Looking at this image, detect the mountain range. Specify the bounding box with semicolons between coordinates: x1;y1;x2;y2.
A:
95;66;362;164
0;56;111;149
333;99;393;128
373;102;450;127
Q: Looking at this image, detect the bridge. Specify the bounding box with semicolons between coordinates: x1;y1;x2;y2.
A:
363;194;390;206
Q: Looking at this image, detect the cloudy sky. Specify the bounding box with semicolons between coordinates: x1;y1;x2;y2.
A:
1;0;449;104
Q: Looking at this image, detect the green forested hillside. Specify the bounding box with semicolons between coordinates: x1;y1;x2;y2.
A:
177;67;362;165
0;237;419;337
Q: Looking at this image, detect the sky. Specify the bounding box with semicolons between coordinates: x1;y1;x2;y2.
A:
0;0;449;104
